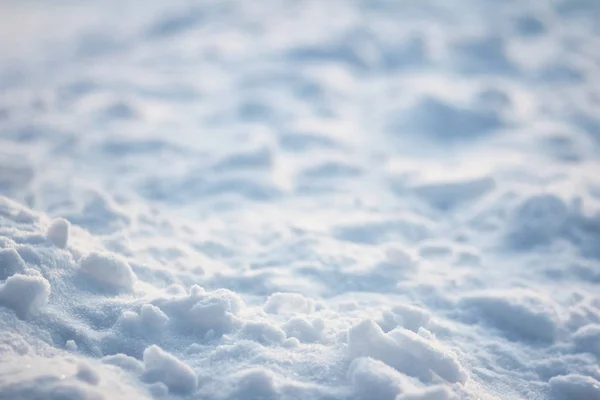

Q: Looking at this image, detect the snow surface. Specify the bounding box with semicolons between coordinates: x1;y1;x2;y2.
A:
1;0;600;399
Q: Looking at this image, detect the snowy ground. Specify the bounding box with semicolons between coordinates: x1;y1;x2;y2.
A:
1;0;600;399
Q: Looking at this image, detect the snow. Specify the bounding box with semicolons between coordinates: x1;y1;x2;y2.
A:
458;291;560;342
348;357;411;400
264;292;316;315
142;345;197;395
47;217;70;249
548;374;600;400
79;252;136;292
1;0;600;399
0;247;26;280
396;386;456;400
0;273;50;318
347;319;466;384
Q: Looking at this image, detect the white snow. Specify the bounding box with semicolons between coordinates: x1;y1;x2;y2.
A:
2;0;600;398
0;247;27;280
348;319;466;384
0;273;50;318
348;357;413;400
142;345;197;394
396;386;455;400
47;217;70;249
459;291;559;342
80;252;136;292
66;339;78;351
264;292;315;314
549;374;600;400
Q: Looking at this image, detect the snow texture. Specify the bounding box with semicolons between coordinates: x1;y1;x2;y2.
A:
142;345;197;394
80;252;136;292
0;274;50;318
1;0;600;399
47;218;70;249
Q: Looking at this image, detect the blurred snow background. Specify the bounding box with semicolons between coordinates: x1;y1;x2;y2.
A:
1;0;600;399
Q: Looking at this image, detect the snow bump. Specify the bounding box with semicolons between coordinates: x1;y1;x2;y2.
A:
142;345;197;394
47;217;70;249
80;252;136;292
0;273;50;318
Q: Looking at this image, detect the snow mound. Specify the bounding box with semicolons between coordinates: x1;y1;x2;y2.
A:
142;345;197;394
80;252;136;292
228;368;279;400
240;321;286;345
348;320;467;384
282;316;324;343
152;285;244;335
0;273;50;318
348;357;412;400
46;217;70;249
264;292;315;314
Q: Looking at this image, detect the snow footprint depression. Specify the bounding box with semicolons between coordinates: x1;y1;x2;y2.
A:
1;0;600;399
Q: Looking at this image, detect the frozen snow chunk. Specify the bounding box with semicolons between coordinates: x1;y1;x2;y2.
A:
76;363;100;385
241;321;286;345
140;304;169;331
66;340;78;351
549;374;600;400
153;287;243;335
508;194;568;248
264;292;315;314
143;345;197;394
0;247;27;280
80;252;136;292
348;320;466;384
0;274;50;318
282;317;324;343
230;368;278;400
459;292;559;342
572;324;600;357
348;357;409;400
114;310;140;333
113;305;168;338
348;320;430;381
47;218;70;248
396;385;455;400
388;329;468;384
